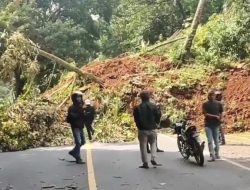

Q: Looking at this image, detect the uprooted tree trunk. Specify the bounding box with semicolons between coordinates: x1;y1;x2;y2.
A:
38;50;103;85
182;0;207;62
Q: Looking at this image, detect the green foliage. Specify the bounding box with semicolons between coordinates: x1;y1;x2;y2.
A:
97;20;122;58
0;32;40;97
0;0;121;63
0;32;39;80
109;0;184;53
0;98;72;151
155;64;211;91
174;65;211;88
154;64;213;123
164;106;186;124
0;82;13;100
94;91;137;143
155;77;172;90
140;61;159;74
194;3;250;65
0;118;33;151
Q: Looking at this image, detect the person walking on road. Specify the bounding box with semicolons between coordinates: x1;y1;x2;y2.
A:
133;90;162;169
202;90;223;162
84;99;96;141
66;91;86;164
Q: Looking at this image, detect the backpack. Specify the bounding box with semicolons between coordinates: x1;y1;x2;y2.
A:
84;106;95;121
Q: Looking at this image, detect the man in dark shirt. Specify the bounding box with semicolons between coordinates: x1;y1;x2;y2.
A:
133;91;162;169
66;91;85;164
202;90;223;162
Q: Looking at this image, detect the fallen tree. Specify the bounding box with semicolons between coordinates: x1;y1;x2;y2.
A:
38;49;102;84
0;32;102;98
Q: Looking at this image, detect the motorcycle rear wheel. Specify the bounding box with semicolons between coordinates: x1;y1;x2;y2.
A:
193;140;204;166
177;136;189;159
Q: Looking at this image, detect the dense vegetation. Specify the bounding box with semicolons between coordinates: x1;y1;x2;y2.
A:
0;0;250;151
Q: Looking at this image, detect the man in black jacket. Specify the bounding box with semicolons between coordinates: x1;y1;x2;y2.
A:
133;91;162;169
66;91;85;164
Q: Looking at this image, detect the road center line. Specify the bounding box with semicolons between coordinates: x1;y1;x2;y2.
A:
160;134;250;172
86;143;97;190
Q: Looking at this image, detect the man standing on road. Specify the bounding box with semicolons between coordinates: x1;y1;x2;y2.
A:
84;99;96;141
202;90;223;162
133;90;162;169
66;91;85;164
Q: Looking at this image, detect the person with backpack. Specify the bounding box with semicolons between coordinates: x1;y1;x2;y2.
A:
66;91;85;164
83;99;96;141
133;90;162;169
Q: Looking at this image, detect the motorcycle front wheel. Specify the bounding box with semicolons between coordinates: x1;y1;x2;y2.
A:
193;140;204;166
177;136;189;159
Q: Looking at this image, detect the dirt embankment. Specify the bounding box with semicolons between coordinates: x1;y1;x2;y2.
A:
83;55;172;89
224;70;250;131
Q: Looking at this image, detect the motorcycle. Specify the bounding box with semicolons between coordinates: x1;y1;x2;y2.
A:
173;120;205;166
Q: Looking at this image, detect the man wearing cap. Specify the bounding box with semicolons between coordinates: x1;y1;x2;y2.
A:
202;90;223;162
83;99;96;141
133;90;162;169
66;91;85;164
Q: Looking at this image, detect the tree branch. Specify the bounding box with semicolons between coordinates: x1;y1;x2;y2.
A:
141;36;185;54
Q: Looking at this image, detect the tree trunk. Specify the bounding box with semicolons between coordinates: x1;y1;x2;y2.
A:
182;0;207;62
143;36;185;54
14;66;26;98
38;49;103;85
175;0;186;20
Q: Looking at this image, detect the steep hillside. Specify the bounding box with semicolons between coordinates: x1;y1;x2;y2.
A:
46;54;250;134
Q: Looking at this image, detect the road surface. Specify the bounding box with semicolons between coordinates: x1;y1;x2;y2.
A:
0;134;250;190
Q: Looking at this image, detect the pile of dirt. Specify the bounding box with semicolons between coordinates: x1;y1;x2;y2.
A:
83;55;172;89
224;69;250;132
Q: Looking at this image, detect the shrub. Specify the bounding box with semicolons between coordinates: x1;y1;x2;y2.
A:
94;93;137;143
194;5;250;65
0;118;33;151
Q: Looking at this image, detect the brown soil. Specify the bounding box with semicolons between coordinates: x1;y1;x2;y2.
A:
82;55;172;89
224;69;250;131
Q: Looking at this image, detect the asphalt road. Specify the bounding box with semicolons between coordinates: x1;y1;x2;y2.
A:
0;134;250;190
